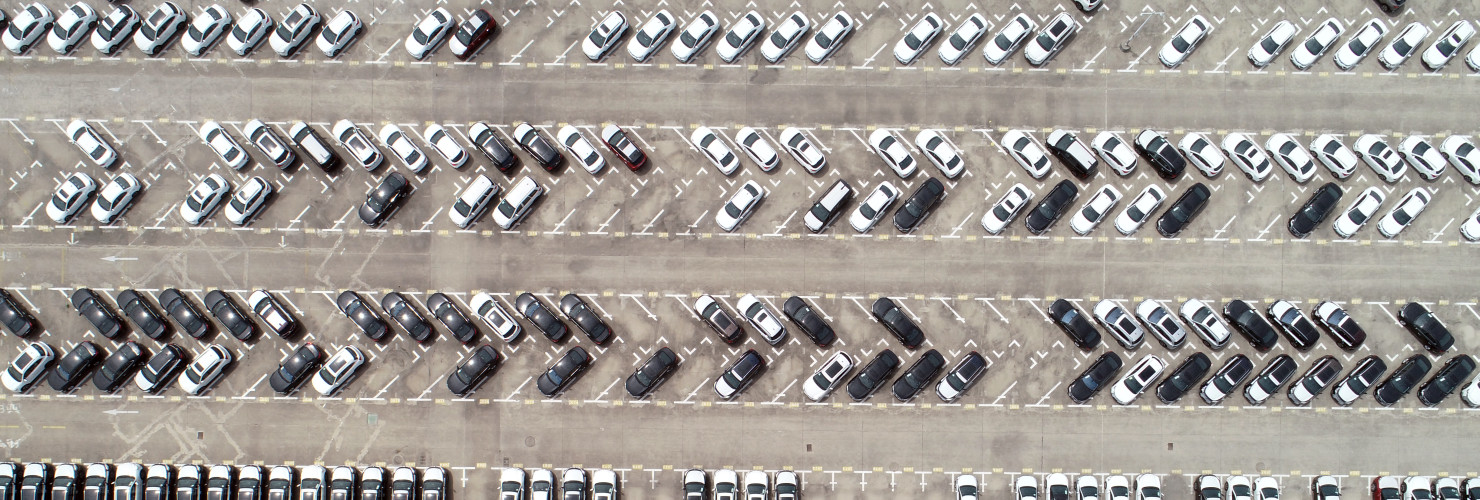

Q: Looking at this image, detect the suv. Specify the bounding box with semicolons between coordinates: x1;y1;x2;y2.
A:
694;294;743;344
804;180;854;233
1049;299;1101;350
493;176;544;230
1046;129;1100;178
713;349;764;399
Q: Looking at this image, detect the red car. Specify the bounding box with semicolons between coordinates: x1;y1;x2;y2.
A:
449;9;496;60
601;124;648;170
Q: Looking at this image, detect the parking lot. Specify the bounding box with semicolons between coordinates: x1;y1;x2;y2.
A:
2;0;1480;495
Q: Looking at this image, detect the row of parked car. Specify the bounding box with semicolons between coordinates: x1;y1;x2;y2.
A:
0;462;447;500
984;473;1479;500
1245;18;1480;72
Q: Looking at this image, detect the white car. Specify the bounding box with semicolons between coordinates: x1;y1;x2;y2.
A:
92;172;142;224
1290;18;1341;70
1265;133;1316;183
1;342;55;392
583;11;628;61
1221;132;1272;182
1377;187;1430;238
1092;131;1138;176
937;13;985;65
4;3;54;55
48;2;98;55
742;471;767;500
981;183;1033;234
449;174;498;228
802;352;854;401
199;121;249;170
269;3;319;58
181;173;230;225
1354;134;1406;182
92;5;140;55
716;10;765;63
692;126;740;175
1460;206;1480;241
378;124;429;173
850;181;900;232
734;127;780;171
1002;130;1051;179
982;13;1035;64
1309;134;1358;179
312;345;365;396
178;344;232;395
1470;45;1480;72
779;127;826;174
1462;366;1480;405
804;179;854;232
405;7;453;60
736;294;787;345
1024;12;1077;66
1045;474;1070;500
1070;185;1122;235
47;172;97;224
670;11;718;63
1016;476;1040;500
760;12;808;63
492;176;543;230
1179;132;1225;177
557;125;606;174
1104;477;1131;500
1094;300;1147;349
1398;136;1447;180
1114;184;1166;235
1379;22;1429;70
1333;19;1384;70
1135;475;1162;500
955;473;979;500
334;119;384;171
805;11;853;63
868;129;918;178
227;7;271;56
627;10;675;62
1159;15;1209;67
244;119;296;169
134;2;186;56
1110;354;1166;405
224;176;272;226
1440;136;1480;184
916;129;963;178
592;470;618;500
317;10;363;58
1331;186;1385;238
1422;20;1473;70
715;180;765;232
1180;298;1232;349
1247;20;1297;68
181;5;230;57
894;13;943;65
67;119;119;168
471;292;522;341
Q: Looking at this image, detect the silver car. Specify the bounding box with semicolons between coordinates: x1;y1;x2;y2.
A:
1135;299;1187;349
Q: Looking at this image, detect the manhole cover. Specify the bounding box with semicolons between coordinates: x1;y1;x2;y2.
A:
525;436;536;447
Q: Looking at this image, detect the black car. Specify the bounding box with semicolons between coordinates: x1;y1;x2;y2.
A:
1068;352;1123;403
537;347;590;397
1313;302;1366;351
381;292;432;342
516;293;569;342
559;294;613;345
1416;354;1475;406
870;298;923;349
1266;302;1320;350
1373;354;1432;406
268;344;322;395
1048;299;1101;350
1223;300;1278;351
116;289;169;340
1156;183;1210;237
471;123;518;173
1135;129;1187;179
625;347;678;398
846;350;901;402
1198;354;1253;405
890;349;945;402
337;291;390;341
0;289;36;337
891;177;945;233
137;343;188;393
715;349;765;399
205;290;255;341
1287;182;1342;238
1155;352;1211;404
514;124;564;171
93;341;145;392
426;293;477;344
46;341;101;392
160;288;211;339
446;344;500;397
1024;179;1079;235
781;297;836;347
1046;132;1098;178
1331;355;1386;406
71;288;124;339
1397;302;1454;353
1243;354;1296;405
358;172;411;226
1288;355;1342;405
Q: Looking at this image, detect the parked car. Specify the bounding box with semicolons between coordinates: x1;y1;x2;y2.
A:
1067;352;1123;403
802;351;854;402
1025;180;1079;235
337;291;389;341
178;344;233;395
1266;300;1321;350
715;180;765;232
1223;299;1279;351
782;297;836;347
1154;352;1210;404
1376;187;1431;238
448;9;495;59
1290;18;1342;69
317;10;364;57
1199;354;1253;404
92;341;146;392
1159;15;1210;67
1092;299;1146;350
1334;19;1385;70
1180;298;1231;349
405;8;454;59
804;11;854;63
1;342;55;393
1379;22;1429;69
1155;183;1210;237
983;13;1035;64
205;290;255;340
270;3;320;57
890;349;945;402
492;176;544;230
759;11;807;63
1049;298;1101;350
446;345;499;397
582;11;627;60
716;10;765;62
515;293;568;342
872;298;924;349
1243;354;1296;405
1287;355;1341;405
849;182;900;233
268;343;321;394
981;183;1034;234
1372;354;1432;406
1354;134;1406;182
559;293;613;345
713;349;763;399
935;351;987;402
1110;354;1166;405
1332;186;1385;238
312;345;366;397
1311;301;1366;350
804;179;853;233
625;347;678;398
1248;20;1298;67
1135;299;1187;349
1330;355;1386;406
1417;354;1475;406
627;10;675;62
1024;13;1077;66
892;178;946;233
669;11;718;63
937;13;986;65
893;13;942;65
134;343;188;393
693;294;742;344
846;350;900;401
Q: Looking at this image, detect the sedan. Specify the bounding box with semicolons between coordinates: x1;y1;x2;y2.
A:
424;124;468;169
1417;355;1476;406
470;293;521;342
317;10;364;58
538;347;592;397
1069;185;1121;235
3;343;55;393
67;119;118;168
1332;186;1385;238
982;13;1035;64
1049;298;1102;350
582;11;628;61
227;7;270;56
200;121;249;170
802;351;853;401
181;4;229;56
72;288;124;339
1024;13;1077;66
1379;22;1429;69
248;289;297;339
1222;133;1272;181
1422;20;1474;70
1310;301;1366;351
49;342;101;392
1287;182;1342;238
1092;131;1138;176
600;124;647;170
894;13;943;65
734;127;780;172
937;13;986;65
268;344;321;394
782;297;836;347
159;288;210;338
556;125;606;175
134;343;187;393
378;124;429;173
1154;352;1211;403
381;292;432;342
849;182;899;233
981;183;1034;234
716;10;765;62
337;291;389;341
92;4;139;55
1376;187;1430;238
1067;352;1123;403
516;293;569;342
47;172;97;224
872;298;924;349
846;350;900;401
1243;354;1296;405
1355;134;1407;181
1114;184;1166;235
1310;134;1358;178
1110;354;1166;405
670;11;718;63
180;173;230;226
1398;302;1454;353
692;126;739;175
779;127;826;174
1155;183;1210;237
448;9;495;60
270;3;319;57
804;11;853;63
1373;354;1432;406
1092;299;1146;349
1440;135;1480;184
244;119;296;170
559;294;613;344
715;180;765;232
469;122;518;172
311;346;365;396
48;2;98;55
134;2;185;56
625;347;678;398
1334;19;1385;70
1399;136;1447;180
694;294;742;344
892;177;945;233
1025;179;1078;235
1136;299;1188;349
890;349;945;402
1331;355;1386;406
1248;20;1297;67
1133;129;1186;179
5;3;55;55
1159;15;1209;67
627;10;675;62
1047;129;1100;179
178;344;233;395
736;294;786;346
1002;130;1051;179
92;173;142;224
205;290;254;340
868;129;918;178
760;11;809;62
405;8;453;59
0;289;36;337
446;345;500;397
358;172;411;226
1198;354;1253;404
1290;18;1341;69
1287;355;1341;405
1266;133;1316;182
334;119;384;170
427;293;478;343
1223;299;1279;351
